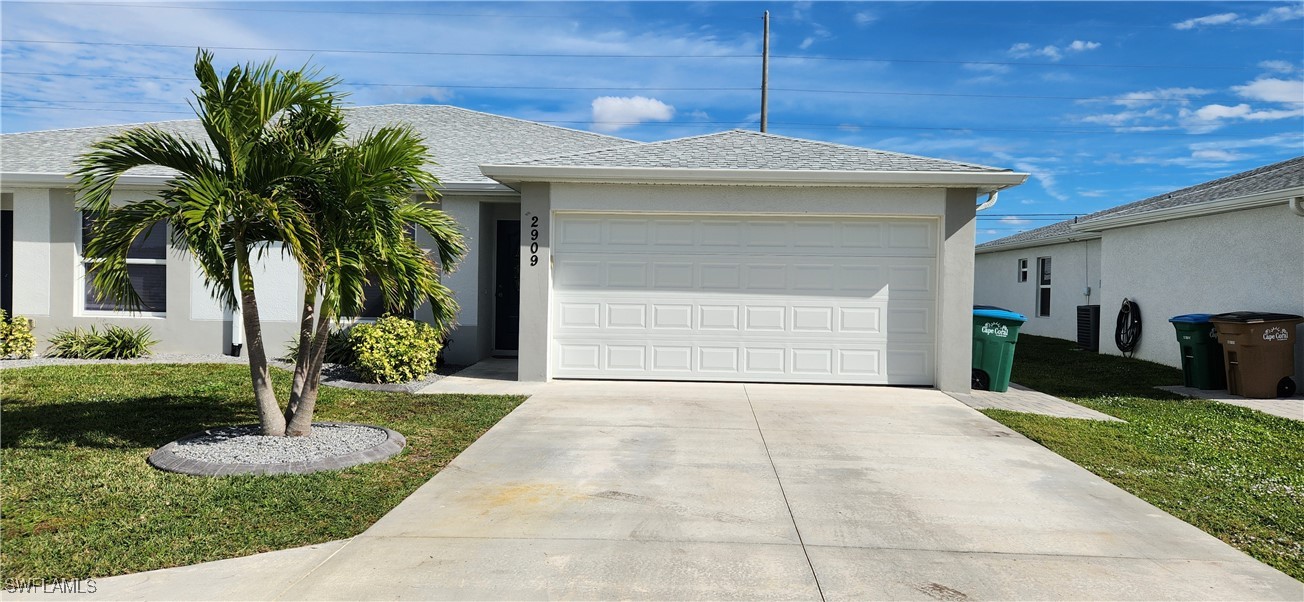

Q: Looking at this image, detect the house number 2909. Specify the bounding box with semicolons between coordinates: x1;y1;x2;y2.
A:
529;216;540;267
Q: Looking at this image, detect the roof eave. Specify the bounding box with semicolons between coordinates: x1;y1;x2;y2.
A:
975;230;1102;254
1071;185;1304;232
480;165;1029;191
0;172;518;195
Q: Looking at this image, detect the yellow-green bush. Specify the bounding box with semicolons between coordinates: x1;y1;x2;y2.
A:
0;309;37;359
349;316;441;383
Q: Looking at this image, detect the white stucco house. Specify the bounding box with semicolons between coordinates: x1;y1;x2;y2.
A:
1;104;1028;392
975;156;1304;380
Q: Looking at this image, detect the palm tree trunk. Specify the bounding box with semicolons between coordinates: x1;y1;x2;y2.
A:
287;286;318;422
236;247;286;437
285;314;332;436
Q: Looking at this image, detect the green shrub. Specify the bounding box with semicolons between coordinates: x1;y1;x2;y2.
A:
349;316;442;383
0;310;37;359
286;326;357;366
47;325;157;359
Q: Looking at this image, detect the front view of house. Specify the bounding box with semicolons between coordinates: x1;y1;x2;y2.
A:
0;105;1026;392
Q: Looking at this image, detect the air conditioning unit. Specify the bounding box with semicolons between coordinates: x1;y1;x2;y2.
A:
1077;305;1101;352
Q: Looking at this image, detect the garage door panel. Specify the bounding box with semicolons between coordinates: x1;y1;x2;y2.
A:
554;294;933;341
553;214;936;258
554;253;935;298
552;214;937;385
548;339;935;384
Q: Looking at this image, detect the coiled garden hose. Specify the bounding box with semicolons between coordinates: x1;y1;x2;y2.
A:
1115;298;1142;357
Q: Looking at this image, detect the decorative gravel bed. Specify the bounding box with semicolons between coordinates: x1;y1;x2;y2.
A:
148;422;406;476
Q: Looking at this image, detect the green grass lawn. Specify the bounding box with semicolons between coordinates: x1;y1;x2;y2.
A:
983;335;1304;581
1;363;524;580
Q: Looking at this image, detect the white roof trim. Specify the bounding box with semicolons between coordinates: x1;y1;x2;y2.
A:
976;231;1101;254
0;172;517;194
1071;185;1304;232
480;165;1029;191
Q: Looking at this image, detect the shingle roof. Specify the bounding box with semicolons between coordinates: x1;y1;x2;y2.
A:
977;155;1304;250
0;105;634;186
508;129;1012;173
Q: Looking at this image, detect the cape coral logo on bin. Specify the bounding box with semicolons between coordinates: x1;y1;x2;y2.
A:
981;322;1009;338
1262;326;1290;342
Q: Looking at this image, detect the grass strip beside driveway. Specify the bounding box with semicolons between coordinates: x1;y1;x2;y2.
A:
982;335;1304;582
1;363;524;581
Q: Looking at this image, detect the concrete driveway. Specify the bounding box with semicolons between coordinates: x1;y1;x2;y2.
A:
76;381;1301;600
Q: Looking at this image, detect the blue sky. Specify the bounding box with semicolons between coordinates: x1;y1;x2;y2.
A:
2;1;1301;242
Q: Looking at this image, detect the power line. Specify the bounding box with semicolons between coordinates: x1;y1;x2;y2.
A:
7;2;1300;32
3;39;758;60
4;72;1293;106
0;1;636;19
2;103;1293;139
3;39;1271;71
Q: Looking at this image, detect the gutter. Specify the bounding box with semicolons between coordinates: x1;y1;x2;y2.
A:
480;165;1029;192
1072;185;1304;232
976;230;1102;254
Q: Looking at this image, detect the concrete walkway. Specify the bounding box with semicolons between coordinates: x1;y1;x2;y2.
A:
1159;385;1304;421
416;357;544;395
31;381;1301;601
948;382;1124;422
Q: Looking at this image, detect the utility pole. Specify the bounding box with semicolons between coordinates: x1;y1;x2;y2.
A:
760;10;769;133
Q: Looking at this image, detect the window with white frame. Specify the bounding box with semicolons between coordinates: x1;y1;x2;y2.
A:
1036;256;1052;317
1017;258;1028;282
80;213;167;313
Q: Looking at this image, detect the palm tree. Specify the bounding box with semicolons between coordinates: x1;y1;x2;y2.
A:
74;50;340;436
283;120;465;436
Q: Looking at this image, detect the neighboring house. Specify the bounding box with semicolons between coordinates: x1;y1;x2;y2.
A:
975;156;1304;381
1;104;1027;391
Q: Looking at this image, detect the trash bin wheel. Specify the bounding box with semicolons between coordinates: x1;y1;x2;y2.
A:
972;369;991;391
1278;377;1297;398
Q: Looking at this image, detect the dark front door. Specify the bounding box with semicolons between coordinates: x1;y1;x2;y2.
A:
494;220;521;351
1;210;12;317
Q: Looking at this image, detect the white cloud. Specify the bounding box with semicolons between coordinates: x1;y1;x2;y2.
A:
1258;60;1296;73
1173;12;1239;30
1173;6;1303;30
853;11;878;27
1081;107;1168;127
1232;77;1304;103
1246;5;1304;25
799;37;816;50
999;216;1031;226
1180;103;1304;132
1112;87;1211;108
591;96;675;132
1007;40;1100;62
1192;103;1252;120
1190;149;1245;162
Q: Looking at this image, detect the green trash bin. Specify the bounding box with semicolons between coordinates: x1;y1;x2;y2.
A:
1168;314;1226;390
972;305;1028;392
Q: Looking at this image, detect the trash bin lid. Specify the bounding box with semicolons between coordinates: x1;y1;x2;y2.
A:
1210;311;1304;323
974;306;1027;322
1169;313;1215;324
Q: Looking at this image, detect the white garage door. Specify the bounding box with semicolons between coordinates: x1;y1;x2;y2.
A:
551;213;937;385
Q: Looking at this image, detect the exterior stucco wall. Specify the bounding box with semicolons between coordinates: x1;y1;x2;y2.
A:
974;238;1101;341
516;182;979;391
3;185;509;361
438;195;521;366
1098;204;1304;380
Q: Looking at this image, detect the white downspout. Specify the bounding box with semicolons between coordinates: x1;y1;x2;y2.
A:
976;191;999;212
1289;196;1304;217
